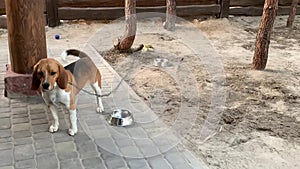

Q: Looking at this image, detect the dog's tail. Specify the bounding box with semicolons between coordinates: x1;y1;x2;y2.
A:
61;49;89;61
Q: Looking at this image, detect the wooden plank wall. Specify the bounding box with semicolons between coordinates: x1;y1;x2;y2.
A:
54;0;221;27
0;0;5;15
0;0;300;28
0;0;47;28
229;0;300;16
56;0;218;7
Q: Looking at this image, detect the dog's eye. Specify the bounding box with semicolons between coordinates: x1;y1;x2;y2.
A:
50;72;56;76
38;72;43;76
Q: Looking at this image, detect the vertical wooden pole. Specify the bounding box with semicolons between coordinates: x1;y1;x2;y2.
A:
163;0;176;31
220;0;230;18
46;0;60;27
286;0;299;28
5;0;47;74
252;0;278;70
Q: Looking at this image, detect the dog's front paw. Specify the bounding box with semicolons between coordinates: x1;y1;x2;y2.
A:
96;107;104;113
68;129;77;136
49;125;58;133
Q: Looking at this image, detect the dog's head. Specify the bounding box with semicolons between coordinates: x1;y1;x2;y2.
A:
31;58;68;91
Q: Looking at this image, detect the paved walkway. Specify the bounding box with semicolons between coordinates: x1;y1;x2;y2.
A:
0;35;207;169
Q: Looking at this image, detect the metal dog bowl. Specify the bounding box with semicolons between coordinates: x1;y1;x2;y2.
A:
153;58;169;67
106;109;134;127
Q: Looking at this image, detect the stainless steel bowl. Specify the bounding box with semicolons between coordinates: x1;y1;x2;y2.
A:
153;58;169;67
106;109;134;127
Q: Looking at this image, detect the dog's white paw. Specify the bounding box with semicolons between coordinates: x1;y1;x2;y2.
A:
96;107;104;113
49;125;58;133
68;129;77;136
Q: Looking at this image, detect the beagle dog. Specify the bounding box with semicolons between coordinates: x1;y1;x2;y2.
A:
31;49;104;136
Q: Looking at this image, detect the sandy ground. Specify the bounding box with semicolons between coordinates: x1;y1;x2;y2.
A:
1;15;299;169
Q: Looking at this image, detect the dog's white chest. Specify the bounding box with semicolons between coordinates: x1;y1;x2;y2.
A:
43;87;71;108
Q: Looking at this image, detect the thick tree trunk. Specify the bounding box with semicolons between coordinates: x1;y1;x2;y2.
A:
163;0;176;31
287;0;299;28
114;0;136;51
252;0;278;70
5;0;47;74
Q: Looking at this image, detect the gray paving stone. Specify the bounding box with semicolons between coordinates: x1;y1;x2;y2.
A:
90;128;111;139
11;107;27;115
0;166;14;169
28;104;46;111
55;141;75;153
121;145;143;158
115;137;135;147
11;123;30;132
135;139;161;157
14;137;32;146
55;141;78;160
173;163;194;169
0;118;11;129
57;118;68;130
95;138;120;156
0;138;12;144
12;131;32;139
0;98;10;108
30;113;47;120
165;151;193;169
105;157;128;169
36;147;55;155
0;149;13;167
53;131;74;143
36;153;58;169
100;150;117;160
11;102;27;108
73;132;91;143
34;138;53;150
76;140;99;159
84;118;103;127
12;117;29;124
31;124;49;133
12;113;28;119
33;132;51;140
31;118;48;125
0;142;12;150
15;159;36;169
148;156;173;169
28;109;45;114
14;144;34;161
127;159;151;169
0;129;11;138
0;112;10;118
152;136;173;150
127;127;148;139
60;159;83;169
57;151;78;161
82;157;106;169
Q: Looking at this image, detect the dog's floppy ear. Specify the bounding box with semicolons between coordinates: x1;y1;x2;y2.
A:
31;63;41;90
57;64;68;89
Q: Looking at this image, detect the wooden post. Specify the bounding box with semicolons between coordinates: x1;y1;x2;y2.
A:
163;0;176;31
114;0;137;51
46;0;60;27
286;0;299;28
220;0;230;18
252;0;278;70
5;0;47;74
5;0;47;98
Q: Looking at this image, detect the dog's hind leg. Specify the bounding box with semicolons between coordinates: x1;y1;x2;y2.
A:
91;82;104;113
